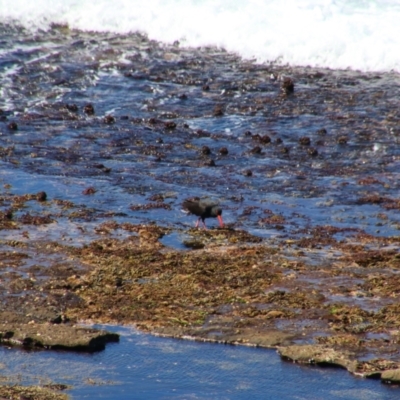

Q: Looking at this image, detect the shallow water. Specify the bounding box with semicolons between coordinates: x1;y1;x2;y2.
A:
1;23;400;397
1;325;399;400
1;25;400;243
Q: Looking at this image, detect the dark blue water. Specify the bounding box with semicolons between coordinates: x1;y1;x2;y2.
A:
1;325;398;399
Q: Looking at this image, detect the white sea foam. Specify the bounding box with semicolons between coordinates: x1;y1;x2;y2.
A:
1;0;400;72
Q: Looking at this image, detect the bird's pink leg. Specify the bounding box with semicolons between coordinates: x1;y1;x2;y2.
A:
195;218;207;229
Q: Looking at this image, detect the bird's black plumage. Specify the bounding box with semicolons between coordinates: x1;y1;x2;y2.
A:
182;198;224;228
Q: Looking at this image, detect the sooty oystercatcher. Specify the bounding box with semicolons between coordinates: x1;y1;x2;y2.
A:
182;197;224;228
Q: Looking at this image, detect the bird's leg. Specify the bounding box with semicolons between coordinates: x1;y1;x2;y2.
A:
195;218;201;228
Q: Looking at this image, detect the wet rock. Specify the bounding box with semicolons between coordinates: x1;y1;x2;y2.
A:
0;208;13;220
92;163;111;173
219;147;228;155
317;128;327;135
250;146;262;154
337;136;348;144
203;159;216;167
307;147;318;156
65;103;78;112
124;72;149;80
358;177;382;185
91;164;105;169
201;145;211;155
281;146;290;154
147;193;165;202
189;327;295;348
299;136;311;145
0;385;69;400
260;214;286;225
381;369;400;384
164;121;177;130
253;134;271;144
202;84;210;91
243;169;253;177
213;105;224;116
277;345;357;371
281;77;294;94
183;239;205;249
195;129;210;137
2;309;67;325
150;118;168;131
0;323;119;352
130;202;171;211
138;226;166;248
103;115;115;124
83;103;95;115
7;121;18;130
19;213;54;225
83;187;97;195
36;191;47;202
259;134;271;144
355;194;386;205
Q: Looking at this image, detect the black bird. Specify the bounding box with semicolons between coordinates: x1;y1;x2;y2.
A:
182;198;224;228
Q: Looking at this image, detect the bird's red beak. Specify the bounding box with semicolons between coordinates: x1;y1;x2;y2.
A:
217;215;224;228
